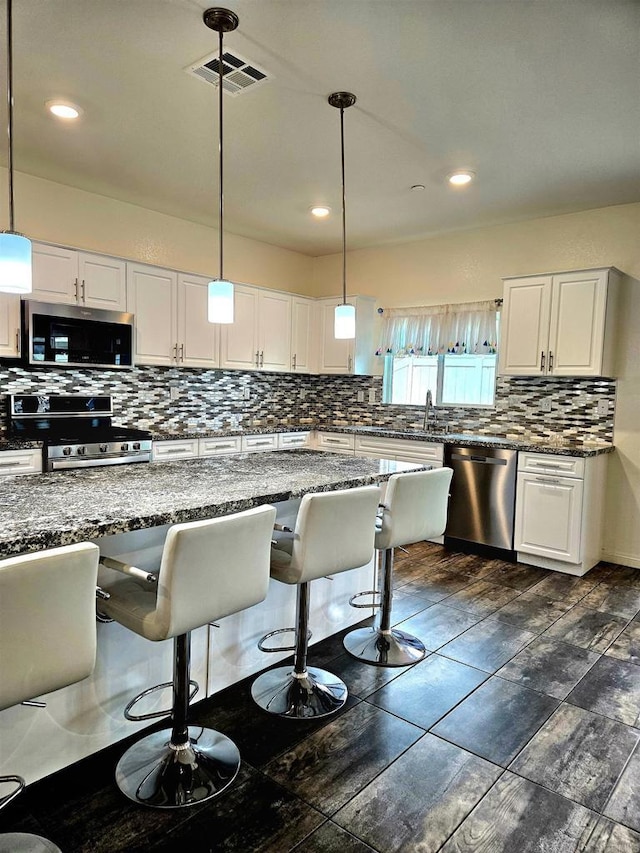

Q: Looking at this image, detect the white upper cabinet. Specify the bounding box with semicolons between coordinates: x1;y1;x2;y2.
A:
127;265;218;368
291;296;314;372
0;295;21;358
258;290;291;372
31;243;126;310
219;285;259;370
316;296;376;375
499;268;620;377
177;274;219;369
220;286;293;372
127;264;178;366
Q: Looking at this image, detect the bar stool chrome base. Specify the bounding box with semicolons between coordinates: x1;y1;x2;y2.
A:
0;834;61;853
251;666;347;719
115;726;240;809
343;625;426;667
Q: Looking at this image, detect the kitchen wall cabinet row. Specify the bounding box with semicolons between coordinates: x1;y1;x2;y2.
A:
499;267;621;377
0;241;376;374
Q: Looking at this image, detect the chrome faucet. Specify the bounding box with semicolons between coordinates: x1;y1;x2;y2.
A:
423;389;435;431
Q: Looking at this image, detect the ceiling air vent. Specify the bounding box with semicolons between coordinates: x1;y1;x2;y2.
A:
187;50;269;97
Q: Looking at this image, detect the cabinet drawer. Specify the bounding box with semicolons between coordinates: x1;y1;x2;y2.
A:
316;432;355;453
354;435;444;463
0;448;42;476
518;451;584;479
152;439;198;461
198;436;241;457
241;434;278;453
277;432;311;449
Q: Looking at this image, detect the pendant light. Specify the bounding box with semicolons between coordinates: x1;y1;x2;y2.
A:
0;0;32;294
204;7;238;324
328;92;356;339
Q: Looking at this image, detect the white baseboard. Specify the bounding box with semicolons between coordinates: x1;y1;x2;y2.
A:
601;550;640;570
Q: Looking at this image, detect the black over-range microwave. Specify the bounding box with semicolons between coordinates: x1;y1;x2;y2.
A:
21;300;135;369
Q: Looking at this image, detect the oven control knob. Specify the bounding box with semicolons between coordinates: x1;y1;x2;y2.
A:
77;446;86;456
99;444;108;453
132;442;141;451
62;446;72;456
121;443;129;452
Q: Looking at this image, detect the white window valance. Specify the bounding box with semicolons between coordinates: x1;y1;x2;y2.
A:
377;299;499;356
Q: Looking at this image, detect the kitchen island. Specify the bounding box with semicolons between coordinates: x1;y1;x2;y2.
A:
0;451;424;784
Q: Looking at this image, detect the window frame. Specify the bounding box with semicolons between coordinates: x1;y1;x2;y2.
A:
382;352;498;409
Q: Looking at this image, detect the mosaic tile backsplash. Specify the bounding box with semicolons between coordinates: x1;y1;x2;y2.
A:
0;364;616;442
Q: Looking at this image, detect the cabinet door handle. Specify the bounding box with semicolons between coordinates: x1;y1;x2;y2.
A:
173;343;178;362
259;350;264;367
292;353;297;369
74;277;79;301
15;328;20;352
179;343;184;362
540;351;545;372
81;279;86;302
348;355;353;372
548;351;553;372
255;350;260;368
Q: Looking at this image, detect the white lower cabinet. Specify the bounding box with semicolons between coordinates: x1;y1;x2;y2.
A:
152;439;199;461
354;435;443;467
0;448;42;476
198;436;242;457
314;432;356;454
278;432;311;449
241;434;279;453
514;451;607;575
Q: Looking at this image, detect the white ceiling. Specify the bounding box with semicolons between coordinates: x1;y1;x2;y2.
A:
3;0;640;256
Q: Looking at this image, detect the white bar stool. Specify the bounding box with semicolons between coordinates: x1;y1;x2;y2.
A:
251;485;381;719
97;505;276;810
0;543;100;853
343;467;453;666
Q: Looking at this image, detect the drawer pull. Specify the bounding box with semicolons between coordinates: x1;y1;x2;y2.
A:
0;460;23;467
535;476;561;484
160;447;191;455
250;440;273;446
325;439;343;444
207;443;236;450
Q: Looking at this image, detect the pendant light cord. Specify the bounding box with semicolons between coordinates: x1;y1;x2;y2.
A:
217;29;224;281
6;0;15;232
339;105;346;307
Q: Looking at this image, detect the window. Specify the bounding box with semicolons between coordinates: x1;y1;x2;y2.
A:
378;299;499;407
384;352;497;406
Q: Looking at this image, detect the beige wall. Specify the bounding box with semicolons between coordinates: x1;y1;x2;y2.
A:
313;202;640;568
2;170;314;295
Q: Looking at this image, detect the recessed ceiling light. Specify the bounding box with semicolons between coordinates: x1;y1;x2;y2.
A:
310;206;331;218
46;101;82;120
410;184;426;192
448;170;475;186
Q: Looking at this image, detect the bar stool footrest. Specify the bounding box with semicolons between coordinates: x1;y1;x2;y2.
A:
349;590;382;610
258;627;312;653
124;679;199;722
0;774;25;810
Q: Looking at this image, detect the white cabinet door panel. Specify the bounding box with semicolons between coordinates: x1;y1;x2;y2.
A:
259;291;291;372
79;253;126;311
291;297;313;372
219;286;258;370
318;299;353;374
499;276;551;376
31;244;78;304
127;264;177;366
178;274;219;368
548;271;608;376
515;472;583;563
0;295;21;357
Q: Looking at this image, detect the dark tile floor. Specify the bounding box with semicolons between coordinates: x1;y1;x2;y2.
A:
4;543;640;852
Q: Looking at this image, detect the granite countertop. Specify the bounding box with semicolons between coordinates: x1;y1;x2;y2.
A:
314;425;614;458
0;450;424;558
0;423;614;457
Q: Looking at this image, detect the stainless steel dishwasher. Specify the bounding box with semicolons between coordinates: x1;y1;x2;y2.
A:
444;444;518;552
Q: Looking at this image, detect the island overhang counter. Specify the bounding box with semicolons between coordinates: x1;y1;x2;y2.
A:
0;450;426;785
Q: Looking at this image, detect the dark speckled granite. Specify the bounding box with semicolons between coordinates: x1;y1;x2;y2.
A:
0;450;424;558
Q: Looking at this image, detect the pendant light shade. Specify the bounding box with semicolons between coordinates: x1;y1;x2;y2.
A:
204;7;238;324
328;91;356;340
0;0;32;295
